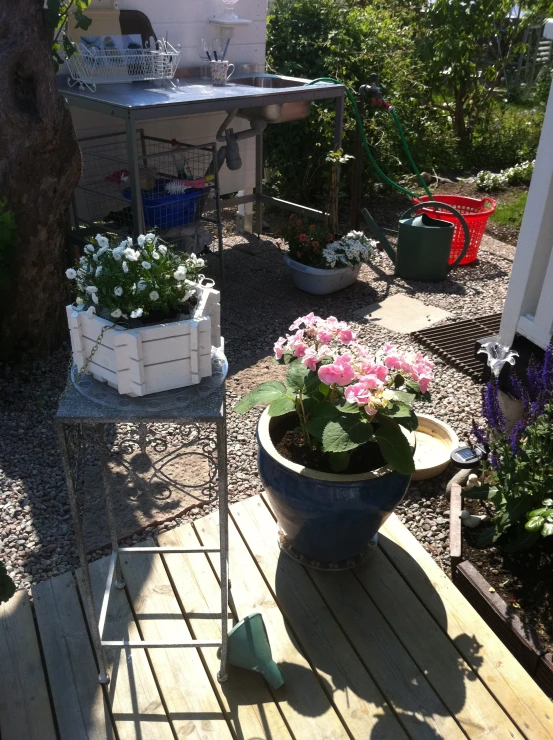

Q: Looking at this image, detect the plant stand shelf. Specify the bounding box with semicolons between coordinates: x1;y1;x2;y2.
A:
55;376;231;684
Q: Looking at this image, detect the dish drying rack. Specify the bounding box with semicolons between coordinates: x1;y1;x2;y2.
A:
66;40;180;92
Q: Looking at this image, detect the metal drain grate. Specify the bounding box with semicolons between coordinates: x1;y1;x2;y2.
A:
412;313;501;380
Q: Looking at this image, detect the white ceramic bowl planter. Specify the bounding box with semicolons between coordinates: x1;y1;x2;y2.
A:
284;254;361;295
67;284;221;397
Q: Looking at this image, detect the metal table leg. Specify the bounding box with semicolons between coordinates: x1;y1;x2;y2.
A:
57;423;110;684
125;114;145;238
255;131;264;237
216;406;229;683
97;425;126;590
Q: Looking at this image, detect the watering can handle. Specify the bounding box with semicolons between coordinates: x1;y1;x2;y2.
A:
405;202;471;271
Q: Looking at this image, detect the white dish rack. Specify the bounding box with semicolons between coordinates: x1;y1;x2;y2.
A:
66;40;180;92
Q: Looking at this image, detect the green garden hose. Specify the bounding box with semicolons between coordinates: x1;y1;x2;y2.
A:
307;77;433;200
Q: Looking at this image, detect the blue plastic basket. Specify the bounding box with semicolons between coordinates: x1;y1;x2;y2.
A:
123;178;202;230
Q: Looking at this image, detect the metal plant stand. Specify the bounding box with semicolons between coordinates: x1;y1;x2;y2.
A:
55;375;230;685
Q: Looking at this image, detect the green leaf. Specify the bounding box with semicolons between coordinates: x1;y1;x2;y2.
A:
286;361;310;392
318;382;331;398
337;400;361;414
234;381;287;413
542;521;553;537
304;370;322;395
527;507;548;519
503;531;540;553
390;390;416;404
373;421;414;475
322;416;374;453
525;516;544;532
329;451;350;472
505;496;533;525
463;485;500;502
305;402;340;439
268;395;296;417
473;526;497;548
74;11;92;31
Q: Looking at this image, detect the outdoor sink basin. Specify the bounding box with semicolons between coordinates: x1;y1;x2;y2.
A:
232;73;312;123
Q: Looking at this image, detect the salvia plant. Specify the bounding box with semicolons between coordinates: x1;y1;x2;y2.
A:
235;314;434;474
469;340;553;551
65;233;209;323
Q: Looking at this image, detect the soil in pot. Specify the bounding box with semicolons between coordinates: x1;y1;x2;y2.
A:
463;522;553;654
272;414;386;475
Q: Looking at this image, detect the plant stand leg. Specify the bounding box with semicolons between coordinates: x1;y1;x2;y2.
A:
57;423;110;684
97;425;125;589
216;411;230;683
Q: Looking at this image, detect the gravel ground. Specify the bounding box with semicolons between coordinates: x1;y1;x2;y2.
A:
0;225;513;591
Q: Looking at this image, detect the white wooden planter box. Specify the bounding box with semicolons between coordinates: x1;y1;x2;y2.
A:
66;285;221;397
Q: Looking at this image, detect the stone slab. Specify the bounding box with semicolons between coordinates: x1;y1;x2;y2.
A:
354;294;451;333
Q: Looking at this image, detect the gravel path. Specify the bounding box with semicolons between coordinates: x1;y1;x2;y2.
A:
0;228;513;590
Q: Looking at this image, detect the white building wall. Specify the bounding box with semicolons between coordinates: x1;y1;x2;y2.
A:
69;0;269;194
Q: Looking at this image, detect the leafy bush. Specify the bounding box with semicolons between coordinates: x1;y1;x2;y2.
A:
475;160;535;192
469;342;553;552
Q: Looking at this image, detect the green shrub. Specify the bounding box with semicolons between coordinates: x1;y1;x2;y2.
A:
475;160;534;192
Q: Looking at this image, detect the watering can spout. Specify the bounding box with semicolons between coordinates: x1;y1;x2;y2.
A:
224;612;285;689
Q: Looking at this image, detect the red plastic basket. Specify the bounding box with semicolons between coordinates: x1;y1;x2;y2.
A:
413;194;496;265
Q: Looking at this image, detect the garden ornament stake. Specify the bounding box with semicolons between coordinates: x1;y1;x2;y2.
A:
361;203;471;282
222;613;284;688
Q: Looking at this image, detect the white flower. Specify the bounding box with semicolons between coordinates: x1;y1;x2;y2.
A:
158;245;167;255
76;297;84;305
152;250;160;260
137;235;146;247
65;268;77;279
174;266;187;281
84;244;95;254
85;285;98;293
111;308;122;319
124;247;140;261
91;292;99;304
130;308;143;319
95;266;102;277
114;286;123;297
145;233;156;244
477;342;519;378
137;280;147;291
142;261;151;270
126;237;133;246
86;306;96;318
96;246;109;258
79;256;87;266
95;234;109;249
149;290;159;301
122;261;129;273
112;251;122;262
92;254;99;262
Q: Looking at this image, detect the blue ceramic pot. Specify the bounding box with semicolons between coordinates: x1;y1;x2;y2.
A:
257;409;413;564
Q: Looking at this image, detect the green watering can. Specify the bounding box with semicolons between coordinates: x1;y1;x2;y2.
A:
220;612;285;688
362;202;471;281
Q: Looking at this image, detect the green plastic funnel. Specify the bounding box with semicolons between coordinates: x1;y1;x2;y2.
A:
225;612;284;688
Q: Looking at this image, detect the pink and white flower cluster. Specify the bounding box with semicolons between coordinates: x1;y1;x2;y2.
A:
274;314;434;416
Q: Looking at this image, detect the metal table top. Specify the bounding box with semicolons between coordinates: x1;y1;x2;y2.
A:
56;76;344;120
56;380;225;424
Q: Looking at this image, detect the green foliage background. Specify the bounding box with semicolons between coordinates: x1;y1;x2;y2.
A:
265;0;548;205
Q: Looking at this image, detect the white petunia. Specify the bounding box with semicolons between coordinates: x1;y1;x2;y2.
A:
124;247;140;262
95;234;109;249
91;292;99;304
111;308;122;319
112;252;122;262
141;261;151;270
137;235;146;247
173;266;187;281
84;244;95;254
122;261;129;273
96;245;109;257
137;280;147;291
152;250;160;260
149;290;159;301
92;254;99;262
85;285;98;293
130;308;143;319
95;266;102;277
157;245;167;255
79;256;87;266
65;268;77;279
76;297;84;305
114;286;123;297
86;306;96;318
145;233;156;244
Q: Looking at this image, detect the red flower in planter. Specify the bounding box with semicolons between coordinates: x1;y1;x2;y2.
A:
328;234;334;242
310;224;316;231
296;220;303;227
299;234;309;243
312;241;320;248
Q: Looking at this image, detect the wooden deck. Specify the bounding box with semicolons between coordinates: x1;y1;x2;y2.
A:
1;494;552;740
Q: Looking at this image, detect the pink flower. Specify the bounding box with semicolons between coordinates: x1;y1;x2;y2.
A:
338;328;355;345
273;336;287;360
302;347;319;371
418;376;431;393
317;328;334;345
318;354;355;386
345;382;372;405
293;342;307;358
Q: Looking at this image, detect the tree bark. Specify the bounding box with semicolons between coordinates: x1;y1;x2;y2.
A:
453;86;470;151
0;0;81;360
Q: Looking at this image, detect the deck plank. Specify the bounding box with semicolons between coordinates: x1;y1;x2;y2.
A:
252;494;465;740
33;572;114;740
159;524;293;740
380;513;553;740
0;589;57;740
77;555;174;740
119;542;233;739
196;510;351;740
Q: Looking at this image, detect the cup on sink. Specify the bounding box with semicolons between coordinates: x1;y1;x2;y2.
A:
210;60;235;86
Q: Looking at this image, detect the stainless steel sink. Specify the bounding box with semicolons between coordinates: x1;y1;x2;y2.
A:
232;74;312;123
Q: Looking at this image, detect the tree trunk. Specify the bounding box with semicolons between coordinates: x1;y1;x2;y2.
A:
453;86;469;152
0;0;81;360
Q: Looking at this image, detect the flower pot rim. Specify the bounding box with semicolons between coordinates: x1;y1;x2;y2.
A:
283;253;360;275
258;408;414;483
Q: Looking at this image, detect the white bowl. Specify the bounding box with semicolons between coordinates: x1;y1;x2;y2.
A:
412;414;459;481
